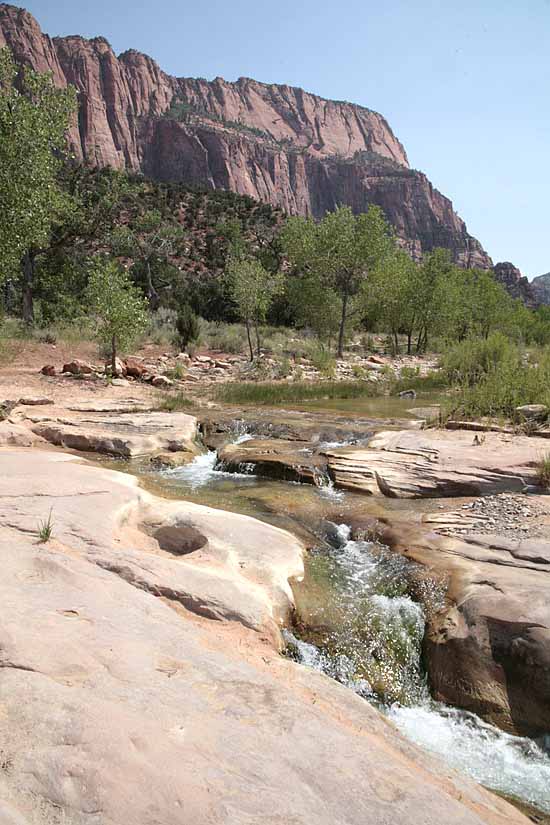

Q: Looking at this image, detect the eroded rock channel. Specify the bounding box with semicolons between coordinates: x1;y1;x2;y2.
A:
2;396;550;822
103;408;550;817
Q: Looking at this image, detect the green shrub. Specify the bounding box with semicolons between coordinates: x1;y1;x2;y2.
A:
200;321;244;354
447;346;550;420
276;357;292;378
441;333;515;386
176;305;200;351
147;307;178;346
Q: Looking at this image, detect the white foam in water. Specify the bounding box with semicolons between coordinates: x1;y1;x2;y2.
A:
165;449;255;489
388;703;550;813
288;524;550;813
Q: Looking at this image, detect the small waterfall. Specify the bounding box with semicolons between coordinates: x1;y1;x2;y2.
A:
164;430;255;489
287;524;550;813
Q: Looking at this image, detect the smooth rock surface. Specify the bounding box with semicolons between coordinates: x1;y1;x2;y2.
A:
25;409;199;457
218;438;326;484
0;449;529;824
326;429;542;497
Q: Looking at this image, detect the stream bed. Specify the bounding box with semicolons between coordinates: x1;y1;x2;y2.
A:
105;423;550;815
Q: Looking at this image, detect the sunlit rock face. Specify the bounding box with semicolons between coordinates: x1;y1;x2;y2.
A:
531;271;550;305
493;262;537;307
0;2;491;268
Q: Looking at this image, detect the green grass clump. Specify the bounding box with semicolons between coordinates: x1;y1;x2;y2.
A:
537;453;550;488
446;344;550;421
390;366;448;395
37;508;54;543
309;346;336;378
159;392;193;411
216;380;380;406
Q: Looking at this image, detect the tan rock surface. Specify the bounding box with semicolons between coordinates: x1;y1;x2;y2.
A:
22;409;199;457
218;437;326;484
0;449;529;824
326;429;543;497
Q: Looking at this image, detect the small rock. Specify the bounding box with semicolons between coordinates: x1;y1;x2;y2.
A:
41;364;57;376
63;359;94;376
124;357;147;379
515;404;548;421
399;390;417;399
111;378;130;387
151;375;174;388
104;358;126;377
19;397;53;406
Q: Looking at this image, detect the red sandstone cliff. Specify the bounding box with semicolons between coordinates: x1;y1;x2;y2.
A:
0;3;491;268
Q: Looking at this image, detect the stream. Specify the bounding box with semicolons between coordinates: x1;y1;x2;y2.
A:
108;416;550;815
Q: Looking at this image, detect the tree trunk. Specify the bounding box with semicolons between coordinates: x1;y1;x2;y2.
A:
145;260;160;311
111;334;117;376
21;251;35;325
393;330;399;354
407;331;412;355
245;320;254;362
337;290;348;359
254;321;261;357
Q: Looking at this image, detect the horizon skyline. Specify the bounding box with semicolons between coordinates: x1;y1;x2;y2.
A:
10;0;550;279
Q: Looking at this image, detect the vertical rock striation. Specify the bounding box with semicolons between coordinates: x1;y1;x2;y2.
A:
0;2;491;267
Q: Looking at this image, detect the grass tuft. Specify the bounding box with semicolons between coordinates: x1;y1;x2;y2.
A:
159;392;193;411
537;453;550;488
37;508;54;543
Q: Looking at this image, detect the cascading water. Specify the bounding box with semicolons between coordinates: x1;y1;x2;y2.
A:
164;432;255;489
147;424;550;812
287;524;550;813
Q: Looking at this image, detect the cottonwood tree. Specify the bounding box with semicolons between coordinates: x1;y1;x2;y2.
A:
226;255;284;360
370;249;419;354
0;48;76;322
281;205;394;357
86;259;148;374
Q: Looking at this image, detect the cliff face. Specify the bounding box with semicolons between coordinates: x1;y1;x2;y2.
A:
530;272;550;306
492;262;537;308
0;3;491;268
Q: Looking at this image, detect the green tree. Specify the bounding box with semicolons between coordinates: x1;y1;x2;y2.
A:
281;205;394;357
110;209;185;309
86;259;148;374
370;249;419;353
0;48;77;321
410;248;454;352
226;256;284;360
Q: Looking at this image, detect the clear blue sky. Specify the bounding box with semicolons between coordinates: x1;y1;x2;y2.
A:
23;0;550;278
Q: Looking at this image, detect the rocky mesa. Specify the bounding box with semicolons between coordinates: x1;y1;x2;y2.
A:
0;2;491;268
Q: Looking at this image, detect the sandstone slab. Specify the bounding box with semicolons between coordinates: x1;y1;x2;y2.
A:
326;429;542;498
218;438;326;484
28;410;199;457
